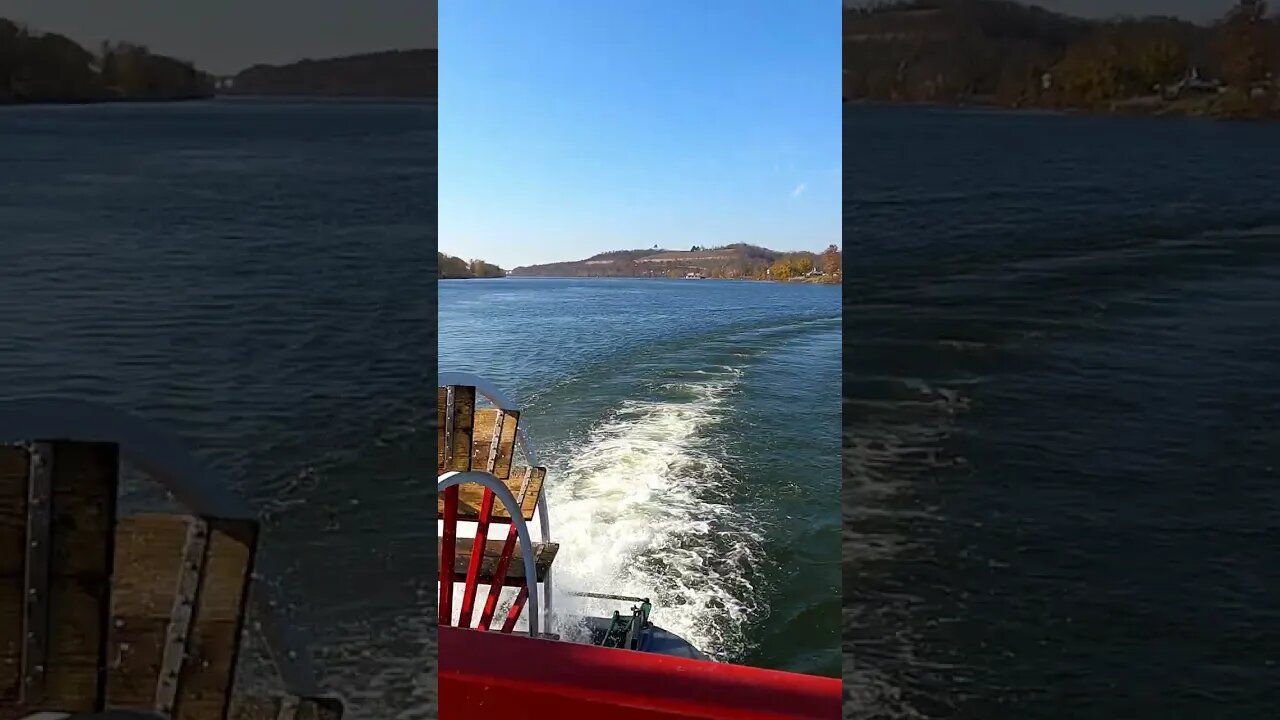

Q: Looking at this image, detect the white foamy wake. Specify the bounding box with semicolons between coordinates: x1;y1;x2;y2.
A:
541;369;764;658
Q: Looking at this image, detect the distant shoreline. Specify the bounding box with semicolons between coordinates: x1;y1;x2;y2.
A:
458;275;841;286
3;95;435;108
214;94;434;102
844;97;1280;123
0;96;211;107
1;21;436;106
220;49;435;100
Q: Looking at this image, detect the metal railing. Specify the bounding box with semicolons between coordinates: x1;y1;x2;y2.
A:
437;371;555;628
438;470;542;637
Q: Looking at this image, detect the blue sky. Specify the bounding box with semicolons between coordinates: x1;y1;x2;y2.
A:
439;1;840;268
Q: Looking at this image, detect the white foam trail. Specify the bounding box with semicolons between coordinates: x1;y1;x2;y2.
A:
542;369;763;658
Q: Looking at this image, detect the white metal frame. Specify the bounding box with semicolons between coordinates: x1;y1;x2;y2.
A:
0;397;323;699
438;471;541;637
437;371;555;629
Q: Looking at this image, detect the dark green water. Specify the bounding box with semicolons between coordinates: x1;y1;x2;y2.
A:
440;277;841;675
0;100;436;719
845;105;1280;719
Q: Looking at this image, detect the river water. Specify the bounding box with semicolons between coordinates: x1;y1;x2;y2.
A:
844;105;1280;719
0;100;437;719
440;276;842;676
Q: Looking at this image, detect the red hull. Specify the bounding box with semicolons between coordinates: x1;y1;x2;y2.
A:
439;625;841;719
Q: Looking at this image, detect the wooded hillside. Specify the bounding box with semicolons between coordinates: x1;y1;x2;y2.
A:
510;243;842;282
844;0;1280;117
223;50;436;98
439;253;505;279
0;18;213;103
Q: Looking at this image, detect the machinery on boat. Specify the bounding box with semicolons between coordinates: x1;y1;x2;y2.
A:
437;372;841;719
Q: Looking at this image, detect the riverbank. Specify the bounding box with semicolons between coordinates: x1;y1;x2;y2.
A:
438;251;505;280
844;1;1280;124
219;50;435;99
489;274;841;286
846;92;1280;122
1110;92;1280;121
0;94;213;106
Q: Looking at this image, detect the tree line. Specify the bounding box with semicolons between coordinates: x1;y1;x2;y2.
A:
769;245;843;282
225;50;436;98
439;252;506;279
844;0;1279;117
1;18;213;103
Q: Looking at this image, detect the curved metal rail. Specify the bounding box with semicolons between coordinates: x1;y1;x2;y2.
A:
0;397;323;700
437;371;555;627
438;471;541;637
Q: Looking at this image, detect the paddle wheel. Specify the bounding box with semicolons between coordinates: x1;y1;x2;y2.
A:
436;372;555;637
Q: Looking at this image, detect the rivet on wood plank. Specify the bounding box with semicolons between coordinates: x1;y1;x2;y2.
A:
20;441;53;705
446;385;457;470
486;411;506;472
154;517;211;713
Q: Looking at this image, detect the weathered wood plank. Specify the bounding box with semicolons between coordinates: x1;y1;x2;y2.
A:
21;442;52;705
175;520;255;720
436;386;447;475
38;440;118;711
0;445;29;702
438;466;545;522
105;513;256;720
438;538;558;584
104;514;184;710
470;408;520;480
443;386;476;473
39;582;108;706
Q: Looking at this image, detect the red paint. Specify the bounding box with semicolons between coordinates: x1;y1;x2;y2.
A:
439;625;841;720
439;485;458;624
458;487;495;626
477;524;519;630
